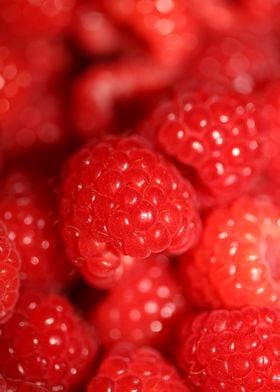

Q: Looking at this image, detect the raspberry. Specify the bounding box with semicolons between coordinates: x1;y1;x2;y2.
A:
91;255;186;347
0;290;98;391
139;83;263;205
60;135;200;274
88;345;189;392
72;59;174;139
0;169;74;291
180;196;280;309
0;220;21;324
175;307;280;391
188;29;280;94
0;375;48;391
101;0;199;66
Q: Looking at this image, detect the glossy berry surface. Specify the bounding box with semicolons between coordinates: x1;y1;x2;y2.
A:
0;169;74;290
140;84;263;205
181;197;280;309
176;307;280;391
88;345;189;392
0;220;21;324
92;256;186;347
0;374;48;391
0;291;98;391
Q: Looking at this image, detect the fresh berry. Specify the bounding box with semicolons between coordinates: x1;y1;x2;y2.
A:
0;374;48;391
72;59;174;139
0;169;74;291
180;196;280;309
139;83;263;206
0;290;98;391
88;345;189;392
176;307;280;391
91;255;186;347
0;220;21;324
188;29;280;94
60;135;200;274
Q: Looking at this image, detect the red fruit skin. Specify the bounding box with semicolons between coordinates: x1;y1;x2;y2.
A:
91;255;186;347
0;220;21;325
88;345;189;392
180;196;280;309
0;291;98;391
60;135;200;287
0;169;75;291
176;307;280;391
0;0;76;39
0;374;48;391
139;83;264;206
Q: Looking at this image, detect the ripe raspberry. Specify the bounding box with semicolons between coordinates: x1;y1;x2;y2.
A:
188;29;280;94
91;256;186;347
88;345;189;392
0;220;21;324
72;59;174;139
61;135;200;270
139;83;263;205
176;307;280;391
180;196;280;309
0;375;48;391
102;0;199;66
0;291;98;391
0;169;74;291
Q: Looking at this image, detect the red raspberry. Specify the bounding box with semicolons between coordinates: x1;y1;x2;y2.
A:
72;59;175;139
88;345;188;392
60;136;200;268
139;83;263;206
180;196;280;309
188;29;280;94
0;220;21;324
0;169;74;291
101;0;199;66
0;0;76;39
91;256;186;347
175;307;280;391
0;291;98;391
0;375;48;391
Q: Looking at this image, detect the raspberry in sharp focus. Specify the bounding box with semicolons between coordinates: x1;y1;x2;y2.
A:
139;82;264;206
0;169;75;291
60;135;201;279
180;196;280;309
0;290;98;391
0;220;21;325
87;345;189;392
91;255;186;347
175;307;280;391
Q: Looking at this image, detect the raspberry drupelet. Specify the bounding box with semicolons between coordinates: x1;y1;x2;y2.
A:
180;196;280;309
87;345;189;392
0;220;21;324
60;135;201;286
175;307;280;391
0;291;98;391
0;375;48;391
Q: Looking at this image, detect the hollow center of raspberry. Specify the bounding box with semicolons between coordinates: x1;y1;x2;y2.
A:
265;234;280;280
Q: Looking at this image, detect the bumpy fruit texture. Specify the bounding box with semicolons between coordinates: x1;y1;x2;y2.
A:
60;136;200;288
0;169;74;290
88;345;189;392
0;375;48;391
0;291;98;391
181;197;280;309
140;84;263;205
0;220;21;324
176;307;280;391
91;255;186;347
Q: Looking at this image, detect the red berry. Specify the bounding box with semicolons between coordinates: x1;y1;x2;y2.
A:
91;255;186;347
0;169;74;291
0;290;98;391
0;374;48;391
88;345;189;392
0;220;21;324
175;307;280;391
180;196;280;309
60;135;200;284
139;83;263;205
